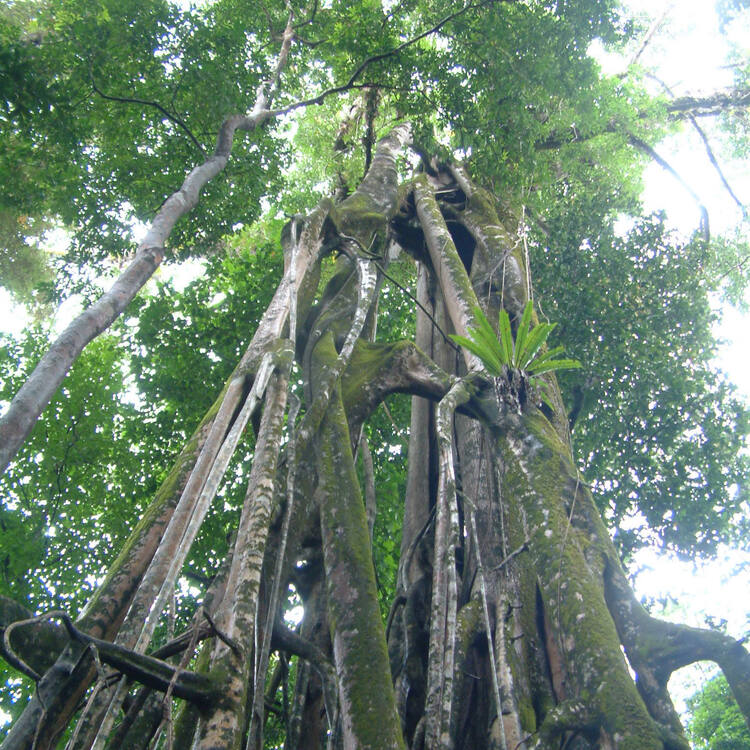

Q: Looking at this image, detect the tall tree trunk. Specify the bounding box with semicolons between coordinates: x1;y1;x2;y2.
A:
0;12;297;475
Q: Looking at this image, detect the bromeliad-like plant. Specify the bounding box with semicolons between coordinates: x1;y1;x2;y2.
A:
451;300;580;406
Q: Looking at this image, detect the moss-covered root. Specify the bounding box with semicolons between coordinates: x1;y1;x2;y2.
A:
1;379;235;750
413;174;483;372
424;380;470;749
317;383;406;749
342;339;453;428
501;411;665;750
195;360;291;750
604;556;750;741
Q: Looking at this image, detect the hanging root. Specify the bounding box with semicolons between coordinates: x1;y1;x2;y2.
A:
424;379;471;749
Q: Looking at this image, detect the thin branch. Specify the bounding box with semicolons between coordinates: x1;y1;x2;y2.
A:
4;611;217;706
337;223;456;348
647;73;747;218
488;540;529;572
627;132;710;243
359;433;377;540
424;379;470;749
3;614;48;681
666;88;750;119
466;505;508;750
148;622;213;660
201;609;241;656
534;87;750;151
365;244;460;350
268;0;504;118
627;2;675;69
88;61;206;156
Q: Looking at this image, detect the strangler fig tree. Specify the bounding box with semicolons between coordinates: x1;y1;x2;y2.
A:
2;0;750;748
2;124;749;750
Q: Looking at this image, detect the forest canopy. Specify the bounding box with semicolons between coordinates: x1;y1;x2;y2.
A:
0;0;749;748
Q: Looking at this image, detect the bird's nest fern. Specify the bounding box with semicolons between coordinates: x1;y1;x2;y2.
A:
450;300;580;410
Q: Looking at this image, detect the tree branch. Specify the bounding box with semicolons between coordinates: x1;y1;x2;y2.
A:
627;132;710;243
534;87;750;151
604;558;750;734
5;611;220;708
627;2;674;69
0;596;68;678
666;88;750;119
88;61;206;156
268;0;506;118
647;73;747;218
0;13;293;476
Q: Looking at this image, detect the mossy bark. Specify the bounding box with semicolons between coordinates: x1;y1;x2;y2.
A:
496;409;664;748
314;334;405;750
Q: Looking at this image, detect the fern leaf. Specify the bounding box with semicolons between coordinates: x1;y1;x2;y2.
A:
517;321;555;369
513;301;533;366
527;359;581;375
449;334;504;375
498;307;515;366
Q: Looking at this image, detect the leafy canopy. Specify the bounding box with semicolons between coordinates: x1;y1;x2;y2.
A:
687;674;750;750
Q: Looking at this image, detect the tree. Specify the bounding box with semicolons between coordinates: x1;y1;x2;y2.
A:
687;674;750;750
688;675;750;750
1;0;749;748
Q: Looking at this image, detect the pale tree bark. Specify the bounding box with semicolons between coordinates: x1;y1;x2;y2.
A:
423;380;469;749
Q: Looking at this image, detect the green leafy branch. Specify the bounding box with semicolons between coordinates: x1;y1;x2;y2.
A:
450;300;581;407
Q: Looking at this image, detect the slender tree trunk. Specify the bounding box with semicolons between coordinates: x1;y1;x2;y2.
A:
0;13;297;475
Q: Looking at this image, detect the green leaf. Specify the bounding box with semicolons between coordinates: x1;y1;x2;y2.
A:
527;359;582;375
514;300;533;366
452;303;580;382
498;307;515;366
517;321;555;370
471;307;507;365
526;345;567;368
449;333;503;375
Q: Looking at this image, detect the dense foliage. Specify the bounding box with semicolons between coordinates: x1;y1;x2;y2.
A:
687;674;750;750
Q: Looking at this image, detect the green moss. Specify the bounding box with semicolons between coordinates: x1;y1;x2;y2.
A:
466;187;497;218
314;335;405;749
456;600;482;654
494;412;665;748
341;340;403;403
466;186;523;267
518;697;537;734
329;192;387;253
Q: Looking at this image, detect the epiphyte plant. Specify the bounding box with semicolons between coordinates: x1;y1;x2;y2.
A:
451;300;581;407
